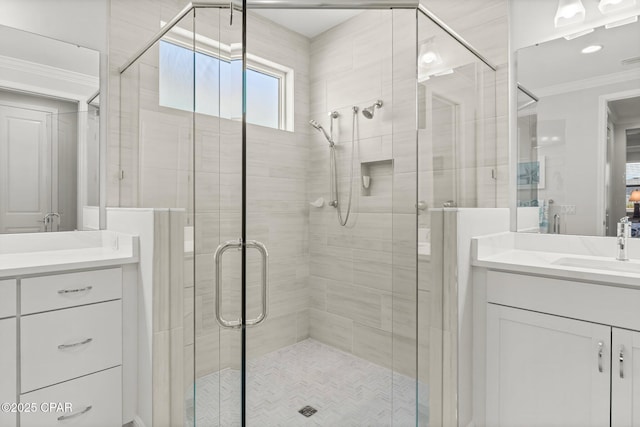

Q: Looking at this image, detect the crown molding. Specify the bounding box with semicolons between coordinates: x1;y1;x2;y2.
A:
0;54;98;89
533;68;640;98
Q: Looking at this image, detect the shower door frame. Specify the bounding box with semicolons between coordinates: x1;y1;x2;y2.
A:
118;2;498;425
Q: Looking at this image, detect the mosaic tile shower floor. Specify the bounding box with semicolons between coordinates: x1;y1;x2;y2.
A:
188;339;424;426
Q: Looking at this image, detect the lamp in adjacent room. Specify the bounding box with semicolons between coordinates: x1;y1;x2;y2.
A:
554;0;586;27
630;190;640;218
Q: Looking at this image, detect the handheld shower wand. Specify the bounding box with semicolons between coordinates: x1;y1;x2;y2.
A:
309;119;334;147
308;109;357;227
309;111;339;147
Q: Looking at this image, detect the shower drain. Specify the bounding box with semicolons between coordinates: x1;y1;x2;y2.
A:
298;406;318;417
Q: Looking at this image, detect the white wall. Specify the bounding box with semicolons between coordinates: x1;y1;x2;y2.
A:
106;208;153;427
0;0;107;53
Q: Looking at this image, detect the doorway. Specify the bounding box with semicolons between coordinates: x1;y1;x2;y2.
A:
606;95;640;236
0;89;78;233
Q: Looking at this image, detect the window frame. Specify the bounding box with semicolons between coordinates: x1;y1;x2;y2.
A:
159;22;293;131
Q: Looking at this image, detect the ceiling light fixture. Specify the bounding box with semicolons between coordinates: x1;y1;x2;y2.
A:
563;28;595;39
554;0;587;27
581;44;604;53
598;0;637;14
605;15;639;28
418;38;443;66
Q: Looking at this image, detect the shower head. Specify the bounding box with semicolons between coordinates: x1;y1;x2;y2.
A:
362;100;383;119
309;119;322;131
309;119;334;147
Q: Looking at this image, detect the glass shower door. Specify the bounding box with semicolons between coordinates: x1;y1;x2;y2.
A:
118;6;245;426
417;9;498;426
191;6;244;427
240;6;419;427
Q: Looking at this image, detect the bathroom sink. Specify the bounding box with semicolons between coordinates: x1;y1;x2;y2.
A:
552;257;640;274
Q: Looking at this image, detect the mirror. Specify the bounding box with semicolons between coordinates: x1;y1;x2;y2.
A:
514;4;640;236
0;24;100;233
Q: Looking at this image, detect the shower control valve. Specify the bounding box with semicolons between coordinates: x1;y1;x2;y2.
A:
329;200;338;208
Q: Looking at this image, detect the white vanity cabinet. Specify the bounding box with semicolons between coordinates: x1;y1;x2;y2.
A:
0;321;16;427
20;367;121;427
486;270;640;427
0;280;16;427
487;304;610;426
0;279;16;318
0;268;124;427
612;328;640;426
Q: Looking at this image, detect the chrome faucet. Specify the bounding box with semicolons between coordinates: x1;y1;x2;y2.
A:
553;214;560;234
617;217;631;261
40;212;61;232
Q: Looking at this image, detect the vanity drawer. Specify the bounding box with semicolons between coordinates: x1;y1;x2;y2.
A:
21;300;122;393
20;366;121;427
0;279;16;318
21;268;122;315
487;270;640;330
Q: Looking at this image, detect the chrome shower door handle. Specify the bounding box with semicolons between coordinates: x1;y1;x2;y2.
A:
214;239;243;329
245;240;269;327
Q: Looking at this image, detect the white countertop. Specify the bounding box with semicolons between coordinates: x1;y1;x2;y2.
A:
472;232;640;287
0;231;139;278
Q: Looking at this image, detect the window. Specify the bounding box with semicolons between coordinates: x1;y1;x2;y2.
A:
627;162;640;186
158;29;292;131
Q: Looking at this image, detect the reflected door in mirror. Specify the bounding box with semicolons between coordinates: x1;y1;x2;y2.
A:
0;105;53;233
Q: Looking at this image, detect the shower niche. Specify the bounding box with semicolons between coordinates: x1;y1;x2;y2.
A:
360;159;393;198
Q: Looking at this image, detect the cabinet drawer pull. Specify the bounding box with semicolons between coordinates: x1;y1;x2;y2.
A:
58;338;93;350
57;285;93;295
620;346;625;379
598;341;604;373
57;405;92;421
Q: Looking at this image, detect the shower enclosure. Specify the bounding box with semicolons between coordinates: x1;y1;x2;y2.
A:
117;1;497;425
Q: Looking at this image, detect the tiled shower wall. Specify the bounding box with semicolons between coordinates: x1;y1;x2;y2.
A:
306;9;418;377
109;0;312;415
111;0;417;382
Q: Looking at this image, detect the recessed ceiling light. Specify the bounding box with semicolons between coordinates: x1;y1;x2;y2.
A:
581;45;603;53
